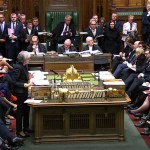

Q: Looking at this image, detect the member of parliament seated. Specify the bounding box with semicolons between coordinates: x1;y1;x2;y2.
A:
82;36;102;52
51;15;76;50
0;118;24;149
57;39;77;54
26;36;47;54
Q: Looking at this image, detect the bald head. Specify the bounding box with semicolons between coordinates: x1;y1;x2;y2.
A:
64;39;71;50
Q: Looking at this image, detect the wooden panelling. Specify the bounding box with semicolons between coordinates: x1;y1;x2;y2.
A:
112;0;128;7
128;0;145;6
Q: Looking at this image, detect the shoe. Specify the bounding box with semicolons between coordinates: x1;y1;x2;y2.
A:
23;128;34;133
11;137;24;146
127;109;143;117
127;104;135;109
133;113;143;118
16;132;30;138
0;144;18;150
135;121;146;128
12;137;24;143
140;131;150;135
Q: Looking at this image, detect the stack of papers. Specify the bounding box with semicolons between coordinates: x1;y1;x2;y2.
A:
103;81;125;85
99;71;115;80
29;71;49;86
24;99;43;104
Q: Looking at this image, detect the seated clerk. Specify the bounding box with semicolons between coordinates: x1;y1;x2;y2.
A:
113;41;140;78
57;39;77;54
111;38;135;73
84;19;103;48
26;36;47;54
82;36;102;52
21;19;38;50
51;15;76;50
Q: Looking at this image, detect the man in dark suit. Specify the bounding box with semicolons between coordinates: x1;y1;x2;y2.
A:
0;13;7;57
142;3;150;44
84;19;103;49
20;14;27;29
82;36;102;52
51;15;76;50
5;13;23;63
32;17;42;32
26;36;47;53
106;13;122;33
57;39;77;54
21;19;38;50
126;61;150;101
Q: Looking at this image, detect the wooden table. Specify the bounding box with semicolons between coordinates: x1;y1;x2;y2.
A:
28;53;112;73
29;94;130;143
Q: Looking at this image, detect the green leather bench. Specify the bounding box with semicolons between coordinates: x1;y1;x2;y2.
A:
45;11;79;32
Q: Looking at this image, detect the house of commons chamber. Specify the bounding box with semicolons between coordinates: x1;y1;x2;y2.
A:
0;0;150;150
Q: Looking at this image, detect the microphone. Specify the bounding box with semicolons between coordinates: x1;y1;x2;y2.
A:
50;69;58;75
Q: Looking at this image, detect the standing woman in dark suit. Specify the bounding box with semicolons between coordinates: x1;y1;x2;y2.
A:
104;21;121;54
12;51;32;137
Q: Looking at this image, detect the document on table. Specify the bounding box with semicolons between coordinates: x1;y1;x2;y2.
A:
24;99;43;104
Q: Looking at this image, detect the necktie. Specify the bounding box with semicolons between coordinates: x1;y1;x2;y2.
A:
92;29;96;36
63;25;68;36
13;22;15;30
0;23;2;33
130;23;132;30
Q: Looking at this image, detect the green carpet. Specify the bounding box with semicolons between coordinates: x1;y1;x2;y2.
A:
20;112;149;150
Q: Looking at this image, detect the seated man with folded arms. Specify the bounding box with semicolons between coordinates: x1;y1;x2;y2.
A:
57;39;77;54
26;36;47;54
82;36;102;52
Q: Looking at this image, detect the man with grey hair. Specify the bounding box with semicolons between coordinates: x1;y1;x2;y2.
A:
82;36;102;52
57;39;77;54
51;14;76;50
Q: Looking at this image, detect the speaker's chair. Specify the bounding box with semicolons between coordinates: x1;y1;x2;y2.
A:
45;11;79;32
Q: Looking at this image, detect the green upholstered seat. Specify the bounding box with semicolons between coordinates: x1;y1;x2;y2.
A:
45;11;78;32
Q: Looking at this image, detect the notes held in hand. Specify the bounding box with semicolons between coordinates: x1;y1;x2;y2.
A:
127;62;136;71
8;28;14;35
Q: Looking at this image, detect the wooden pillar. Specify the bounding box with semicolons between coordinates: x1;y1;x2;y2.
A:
93;0;97;15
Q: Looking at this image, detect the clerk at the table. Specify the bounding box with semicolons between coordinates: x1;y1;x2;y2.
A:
57;39;77;54
26;36;47;54
82;36;102;52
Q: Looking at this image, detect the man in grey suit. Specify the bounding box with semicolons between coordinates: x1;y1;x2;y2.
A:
57;39;77;54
